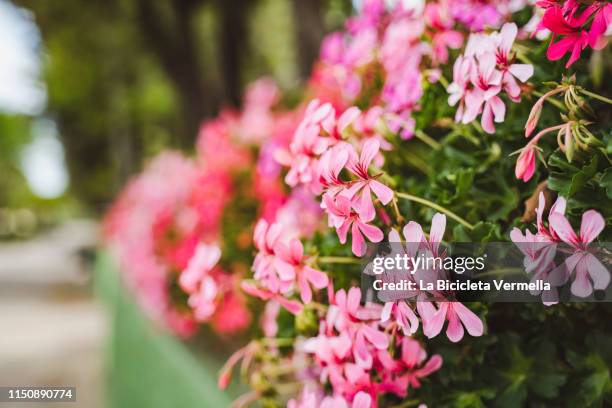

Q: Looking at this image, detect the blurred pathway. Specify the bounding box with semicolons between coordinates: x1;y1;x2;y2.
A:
0;220;107;408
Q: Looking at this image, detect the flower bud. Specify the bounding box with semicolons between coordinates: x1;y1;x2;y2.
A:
515;145;536;182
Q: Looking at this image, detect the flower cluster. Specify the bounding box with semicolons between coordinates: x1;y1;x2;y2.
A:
511;192;609;300
104;1;611;406
447;23;534;133
104;79;293;337
316;0;530;140
536;0;611;68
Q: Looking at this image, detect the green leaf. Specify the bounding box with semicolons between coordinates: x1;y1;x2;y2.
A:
547;150;599;197
599;168;612;200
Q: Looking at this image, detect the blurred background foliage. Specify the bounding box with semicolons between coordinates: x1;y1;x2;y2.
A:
0;0;353;238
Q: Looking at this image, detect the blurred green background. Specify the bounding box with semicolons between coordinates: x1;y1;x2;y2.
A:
1;0;354;238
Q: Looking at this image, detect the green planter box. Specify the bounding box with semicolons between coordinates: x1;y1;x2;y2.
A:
95;252;235;408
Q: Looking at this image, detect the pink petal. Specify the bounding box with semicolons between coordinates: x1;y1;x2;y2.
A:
490;96;506;123
549;213;579;247
290;239;304;261
370;180;394;205
445;307;464;342
401;337;423;368
337;220;351;244
429;213;446;248
277;296;304;315
362;325;389;350
347;287;362;314
381;302;393;323
580;210;604;244
274;259;296;280
351;223;366;256
546;35;575;61
571;258;593;297
508;64;534;82
480;102;495;134
453;302;484;337
357;185;376;221
338;106;361;133
358;221;384;243
397;301;419;334
403;221;424;244
417;355;443;377
298;275;313;304
360;138;380;169
499;23;518;53
352;391;372;408
304;266;329;289
584;253;610;291
353;330;373;368
419;301;446;338
550;195;567;216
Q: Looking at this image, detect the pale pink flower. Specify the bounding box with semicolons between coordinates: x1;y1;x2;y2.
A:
418;301;484;342
179;243;222;293
252;219;293;294
382;337;443;392
327;288;389;369
492;23;534;101
381;300;419;335
447;55;475;122
549;209;610;297
323;194;384;257
467;53;505;134
187;275;219;321
344;139;394;219
241;281;304;315
275;239;329;304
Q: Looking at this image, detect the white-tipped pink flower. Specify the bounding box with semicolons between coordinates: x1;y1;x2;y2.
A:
323;194;384;257
549;209;610;297
418;300;484;343
344;138;395;220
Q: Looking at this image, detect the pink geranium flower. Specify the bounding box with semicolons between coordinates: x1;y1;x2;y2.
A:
549;209;610;297
323;194;384;257
381;300;419;335
467;53;505;134
179;243;222;293
241;281;304;315
538;1;611;68
344;139;395;219
492;23;534;101
395;337;443;389
418;300;484;343
275;239;329;304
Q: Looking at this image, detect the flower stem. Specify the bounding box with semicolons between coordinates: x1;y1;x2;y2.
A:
580;88;612;105
533;90;567;111
317;256;362;264
395;192;475;230
415;129;441;150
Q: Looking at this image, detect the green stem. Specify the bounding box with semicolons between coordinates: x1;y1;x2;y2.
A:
476;267;525;279
317;256;362;264
395;192;475;230
533;90;567;111
580;88;612;105
437;73;450;89
415;129;441;150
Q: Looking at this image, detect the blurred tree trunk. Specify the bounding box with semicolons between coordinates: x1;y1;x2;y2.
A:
215;0;256;107
291;0;325;80
135;0;213;146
